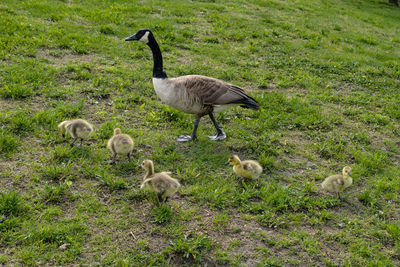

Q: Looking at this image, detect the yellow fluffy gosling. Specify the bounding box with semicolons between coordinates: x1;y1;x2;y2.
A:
107;128;134;164
228;155;263;179
57;119;93;147
140;160;181;204
321;166;353;199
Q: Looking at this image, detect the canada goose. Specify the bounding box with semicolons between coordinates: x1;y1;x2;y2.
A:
321;166;353;199
107;128;134;164
125;29;259;142
140;159;181;204
227;155;263;179
57;119;93;147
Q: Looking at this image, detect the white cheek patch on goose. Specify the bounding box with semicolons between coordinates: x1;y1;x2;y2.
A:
139;31;150;43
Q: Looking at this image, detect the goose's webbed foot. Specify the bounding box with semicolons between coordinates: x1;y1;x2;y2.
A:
177;119;199;142
177;135;196;142
209;130;226;141
208;113;226;141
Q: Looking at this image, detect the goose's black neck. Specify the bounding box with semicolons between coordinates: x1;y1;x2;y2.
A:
147;35;167;79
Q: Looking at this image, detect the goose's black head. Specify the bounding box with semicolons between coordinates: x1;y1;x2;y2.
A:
125;29;153;43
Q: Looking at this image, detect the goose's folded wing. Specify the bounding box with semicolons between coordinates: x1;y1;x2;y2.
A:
177;75;258;108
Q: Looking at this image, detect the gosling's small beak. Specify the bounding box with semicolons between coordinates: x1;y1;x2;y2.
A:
348;172;352;176
125;34;139;41
226;161;230;165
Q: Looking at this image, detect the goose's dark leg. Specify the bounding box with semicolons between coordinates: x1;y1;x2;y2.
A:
177;118;200;142
208;113;226;141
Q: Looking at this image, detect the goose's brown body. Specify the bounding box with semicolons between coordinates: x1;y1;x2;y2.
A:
153;75;258;116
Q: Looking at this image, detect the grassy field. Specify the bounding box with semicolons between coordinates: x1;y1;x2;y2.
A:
1;0;400;265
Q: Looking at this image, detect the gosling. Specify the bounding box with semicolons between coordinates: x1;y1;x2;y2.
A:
321;166;353;199
228;155;263;179
58;119;93;147
107;128;134;164
140;159;181;204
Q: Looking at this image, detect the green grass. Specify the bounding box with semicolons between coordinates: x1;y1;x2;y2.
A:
1;0;400;265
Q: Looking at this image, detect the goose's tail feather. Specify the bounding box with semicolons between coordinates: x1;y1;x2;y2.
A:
234;95;259;110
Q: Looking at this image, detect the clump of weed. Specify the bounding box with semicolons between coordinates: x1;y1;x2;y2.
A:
259;153;278;173
159;105;187;124
257;210;290;228
41;164;73;181
313;133;347;160
50;145;71;163
41;206;63;221
55;100;85;118
128;190;148;202
112;160;139;176
0;84;33;99
32;110;58;128
152;144;183;163
165;233;213;262
27;218;88;246
99;24;115;35
9;110;34;135
91;86;111;99
51;145;93;163
0;191;25;217
212;213;231;231
385;223;400;243
0;216;22;232
151;205;173;224
96;121;118;141
358;189;380;208
42;181;73;203
95;172;127;190
353;151;388;176
0;131;19;156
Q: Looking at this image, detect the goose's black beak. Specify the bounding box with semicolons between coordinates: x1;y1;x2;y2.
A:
125;34;139;41
226;161;230;165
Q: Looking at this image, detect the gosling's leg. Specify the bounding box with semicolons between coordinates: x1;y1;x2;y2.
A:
177;119;200;142
157;193;163;205
70;137;77;147
110;153;117;165
127;152;131;162
208;113;226;141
